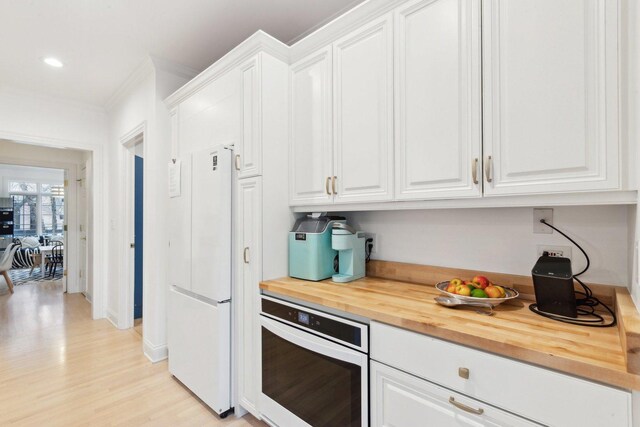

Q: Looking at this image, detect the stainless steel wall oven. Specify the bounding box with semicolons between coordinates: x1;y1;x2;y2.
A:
260;296;368;427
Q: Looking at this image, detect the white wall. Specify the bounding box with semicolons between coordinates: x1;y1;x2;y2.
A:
106;58;194;361
0;87;108;318
0;163;65;197
0;87;107;147
625;0;640;307
345;205;630;286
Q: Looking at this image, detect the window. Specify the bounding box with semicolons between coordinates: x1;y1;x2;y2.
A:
9;180;65;237
9;181;37;193
41;196;64;234
12;195;38;237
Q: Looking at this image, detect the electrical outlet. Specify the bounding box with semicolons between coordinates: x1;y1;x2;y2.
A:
537;245;572;260
363;233;377;254
533;208;553;234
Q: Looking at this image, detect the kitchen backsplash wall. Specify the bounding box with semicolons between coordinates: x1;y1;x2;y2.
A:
344;205;630;287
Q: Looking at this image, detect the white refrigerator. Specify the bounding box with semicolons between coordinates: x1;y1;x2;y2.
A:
167;144;233;417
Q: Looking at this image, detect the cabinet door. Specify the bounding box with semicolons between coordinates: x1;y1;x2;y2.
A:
482;0;619;195
289;47;334;205
371;361;537;427
395;0;482;200
333;14;394;203
178;71;241;154
236;177;262;417
238;56;262;179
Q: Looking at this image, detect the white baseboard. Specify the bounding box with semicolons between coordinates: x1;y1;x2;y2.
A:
143;339;168;363
83;292;92;303
106;308;118;328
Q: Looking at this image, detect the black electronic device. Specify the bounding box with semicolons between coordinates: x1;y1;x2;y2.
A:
531;255;577;318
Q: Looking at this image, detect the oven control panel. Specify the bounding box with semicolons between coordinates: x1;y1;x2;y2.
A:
261;297;364;349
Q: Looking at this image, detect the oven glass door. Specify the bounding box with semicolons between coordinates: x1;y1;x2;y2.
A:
261;315;367;427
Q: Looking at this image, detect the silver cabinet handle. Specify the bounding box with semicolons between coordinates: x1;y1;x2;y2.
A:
485;155;493;183
235;154;241;171
449;397;484;415
243;247;250;264
325;177;332;196
472;158;479;185
332;176;337;195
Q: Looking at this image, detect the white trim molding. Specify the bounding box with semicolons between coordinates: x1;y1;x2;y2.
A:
165;31;289;108
107;308;119;328
143;339;168;363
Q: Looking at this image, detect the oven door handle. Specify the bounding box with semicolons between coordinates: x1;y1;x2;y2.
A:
261;315;367;366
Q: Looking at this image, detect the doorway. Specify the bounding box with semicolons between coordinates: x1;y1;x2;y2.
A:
0;162;77;292
119;123;146;333
133;155;143;332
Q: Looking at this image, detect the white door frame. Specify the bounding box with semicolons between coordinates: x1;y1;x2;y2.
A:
118;122;146;330
0;131;106;320
77;163;89;297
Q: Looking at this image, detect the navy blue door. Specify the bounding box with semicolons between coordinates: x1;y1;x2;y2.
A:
134;156;144;319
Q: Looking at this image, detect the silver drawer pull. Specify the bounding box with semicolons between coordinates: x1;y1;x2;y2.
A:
325;177;332;196
235;154;241;171
449;396;484;415
243;247;250;264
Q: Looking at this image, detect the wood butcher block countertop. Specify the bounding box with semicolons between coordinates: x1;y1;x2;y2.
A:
260;261;640;390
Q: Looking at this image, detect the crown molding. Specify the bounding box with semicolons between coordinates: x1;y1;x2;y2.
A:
149;55;199;81
0;85;106;115
286;0;366;45
104;57;155;112
289;0;407;63
164;30;290;108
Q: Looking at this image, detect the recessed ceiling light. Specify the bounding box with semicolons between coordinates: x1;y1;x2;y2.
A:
43;57;64;68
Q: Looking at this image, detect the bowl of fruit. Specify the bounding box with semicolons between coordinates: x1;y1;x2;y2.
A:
436;275;519;306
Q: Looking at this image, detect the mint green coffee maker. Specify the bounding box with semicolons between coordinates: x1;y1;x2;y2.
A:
289;214;346;281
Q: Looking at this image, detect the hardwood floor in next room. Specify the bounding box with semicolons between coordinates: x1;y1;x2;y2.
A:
0;281;265;427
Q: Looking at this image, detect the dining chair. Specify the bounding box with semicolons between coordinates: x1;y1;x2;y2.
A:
47;243;64;278
0;243;21;294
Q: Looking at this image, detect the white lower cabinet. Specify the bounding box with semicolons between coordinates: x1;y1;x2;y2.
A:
371;361;536;427
236;177;262;417
371;321;632;427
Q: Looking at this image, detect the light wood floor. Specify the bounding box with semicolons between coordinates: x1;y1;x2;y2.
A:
0;281;265;427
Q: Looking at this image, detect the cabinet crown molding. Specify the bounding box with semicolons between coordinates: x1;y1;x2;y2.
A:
165;30;289;108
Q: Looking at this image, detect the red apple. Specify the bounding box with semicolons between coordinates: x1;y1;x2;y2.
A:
472;275;490;290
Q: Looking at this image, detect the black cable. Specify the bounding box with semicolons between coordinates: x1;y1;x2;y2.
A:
529;219;616;328
539;219;590;276
365;238;373;263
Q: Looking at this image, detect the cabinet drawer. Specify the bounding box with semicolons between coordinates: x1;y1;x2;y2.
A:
371;321;631;427
371;361;537;427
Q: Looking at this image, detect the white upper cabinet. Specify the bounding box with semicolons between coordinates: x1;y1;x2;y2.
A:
178;71;241;155
333;14;394;203
237;57;262;179
289;47;334;205
482;0;620;195
395;0;482;200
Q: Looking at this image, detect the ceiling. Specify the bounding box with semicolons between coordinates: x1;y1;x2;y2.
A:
0;0;363;106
